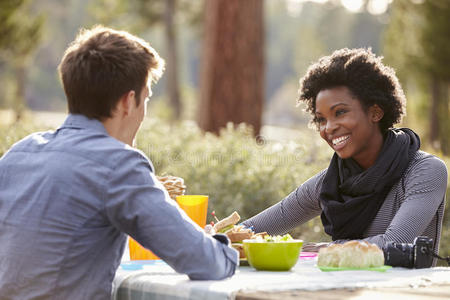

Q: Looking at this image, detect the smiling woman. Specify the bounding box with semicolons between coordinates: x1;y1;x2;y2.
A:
243;48;448;265
315;86;385;169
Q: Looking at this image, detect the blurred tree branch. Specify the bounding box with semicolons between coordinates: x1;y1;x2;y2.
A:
384;0;450;154
0;0;44;121
89;0;203;121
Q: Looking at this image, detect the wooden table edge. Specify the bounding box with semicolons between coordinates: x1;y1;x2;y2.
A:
235;284;450;300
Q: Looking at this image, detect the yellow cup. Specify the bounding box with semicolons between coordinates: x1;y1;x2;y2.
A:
129;237;159;260
128;195;208;260
176;195;209;228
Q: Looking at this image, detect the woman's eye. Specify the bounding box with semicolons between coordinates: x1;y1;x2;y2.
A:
336;109;347;116
314;116;326;124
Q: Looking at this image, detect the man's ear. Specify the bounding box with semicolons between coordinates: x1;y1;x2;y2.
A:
370;104;384;122
117;90;136;117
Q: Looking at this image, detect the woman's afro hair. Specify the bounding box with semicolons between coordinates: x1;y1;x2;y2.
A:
298;48;406;132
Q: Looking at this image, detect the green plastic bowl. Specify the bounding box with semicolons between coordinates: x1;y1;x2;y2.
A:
243;239;303;271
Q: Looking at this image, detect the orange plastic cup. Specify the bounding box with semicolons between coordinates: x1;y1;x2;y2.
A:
128;195;208;260
129;237;159;260
176;195;209;228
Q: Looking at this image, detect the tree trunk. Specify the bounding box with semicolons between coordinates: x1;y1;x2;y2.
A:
429;75;441;150
437;81;450;155
198;0;264;135
14;63;26;122
165;0;182;120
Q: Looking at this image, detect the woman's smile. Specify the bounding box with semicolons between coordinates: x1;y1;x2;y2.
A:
330;134;350;150
315;86;384;169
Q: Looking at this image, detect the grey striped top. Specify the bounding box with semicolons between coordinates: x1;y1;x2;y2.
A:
243;151;448;254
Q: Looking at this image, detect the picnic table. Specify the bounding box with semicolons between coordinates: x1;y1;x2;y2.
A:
112;255;450;300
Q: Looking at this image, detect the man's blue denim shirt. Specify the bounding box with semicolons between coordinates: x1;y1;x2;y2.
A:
0;114;237;299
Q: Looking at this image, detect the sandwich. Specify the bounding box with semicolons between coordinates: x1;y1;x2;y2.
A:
213;211;253;242
213;211;253;258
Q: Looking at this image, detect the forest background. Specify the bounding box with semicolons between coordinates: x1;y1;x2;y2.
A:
1;0;449;264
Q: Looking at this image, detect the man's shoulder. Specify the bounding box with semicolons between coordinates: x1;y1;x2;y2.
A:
4;129;154;173
3;130;55;156
74;134;155;173
115;144;155;172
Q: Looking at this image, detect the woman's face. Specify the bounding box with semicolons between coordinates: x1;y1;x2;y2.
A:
314;86;384;169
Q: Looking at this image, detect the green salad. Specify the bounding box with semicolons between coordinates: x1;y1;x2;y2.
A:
260;234;293;242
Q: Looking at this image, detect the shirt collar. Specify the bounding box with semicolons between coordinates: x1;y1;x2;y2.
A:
58;114;109;135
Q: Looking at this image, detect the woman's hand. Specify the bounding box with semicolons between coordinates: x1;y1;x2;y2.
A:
301;242;330;252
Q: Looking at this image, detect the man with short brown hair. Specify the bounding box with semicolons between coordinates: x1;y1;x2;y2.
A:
0;26;238;299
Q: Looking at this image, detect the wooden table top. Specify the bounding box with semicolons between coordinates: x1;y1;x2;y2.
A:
236;284;450;300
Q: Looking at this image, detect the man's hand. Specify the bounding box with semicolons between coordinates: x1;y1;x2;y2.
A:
204;224;216;235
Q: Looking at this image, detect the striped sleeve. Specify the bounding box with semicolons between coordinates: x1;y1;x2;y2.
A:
363;154;447;251
242;169;326;235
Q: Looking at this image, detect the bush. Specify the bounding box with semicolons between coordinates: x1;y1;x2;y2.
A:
135;118;332;242
0;122;50;157
136;119;330;222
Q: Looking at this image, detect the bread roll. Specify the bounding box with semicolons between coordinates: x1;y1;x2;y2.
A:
318;240;384;268
317;244;342;267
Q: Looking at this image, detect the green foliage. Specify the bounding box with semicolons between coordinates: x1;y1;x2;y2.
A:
385;0;450;80
0;117;332;242
89;0;203;36
0;0;44;61
0;0;45;113
0;122;49;157
135;118;330;223
0;0;29;49
265;0;388;105
420;0;450;81
384;0;450;154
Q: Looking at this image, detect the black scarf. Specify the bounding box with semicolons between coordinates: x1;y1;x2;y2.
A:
319;128;420;240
